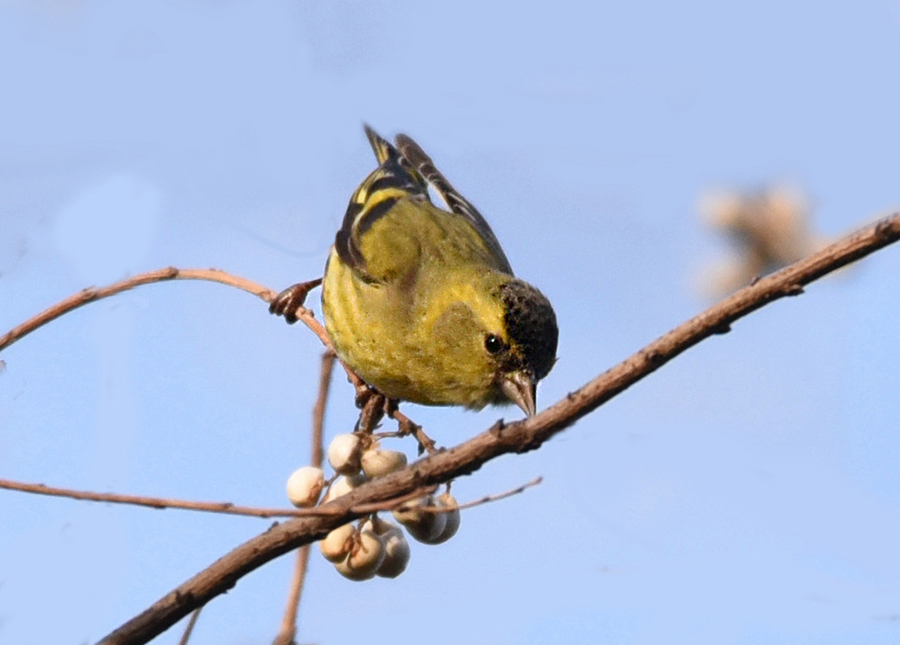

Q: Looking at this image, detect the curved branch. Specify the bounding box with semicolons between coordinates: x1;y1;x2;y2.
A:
0;267;330;352
96;211;900;645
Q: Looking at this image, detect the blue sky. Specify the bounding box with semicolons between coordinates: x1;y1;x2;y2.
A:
2;2;900;644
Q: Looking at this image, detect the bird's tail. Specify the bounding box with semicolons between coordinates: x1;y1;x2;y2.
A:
364;124;400;165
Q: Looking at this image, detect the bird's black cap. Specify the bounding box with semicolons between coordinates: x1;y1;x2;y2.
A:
498;280;558;381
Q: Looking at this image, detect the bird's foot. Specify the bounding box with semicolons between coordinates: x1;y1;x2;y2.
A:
355;390;387;435
385;400;438;456
269;278;323;324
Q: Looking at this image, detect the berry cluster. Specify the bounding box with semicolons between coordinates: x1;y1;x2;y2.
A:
285;433;459;581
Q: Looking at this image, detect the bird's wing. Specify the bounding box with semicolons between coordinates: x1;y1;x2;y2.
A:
334;127;513;283
395;133;513;275
333;126;432;281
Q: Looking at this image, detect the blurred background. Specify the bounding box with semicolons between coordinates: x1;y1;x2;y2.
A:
1;2;900;644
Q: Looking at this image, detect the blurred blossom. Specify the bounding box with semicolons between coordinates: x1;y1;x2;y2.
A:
698;186;830;297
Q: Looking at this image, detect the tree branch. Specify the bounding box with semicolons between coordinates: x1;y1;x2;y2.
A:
95;211;900;645
272;351;334;645
0;267;328;352
176;608;202;645
420;476;543;513
0;477;332;518
0;477;436;519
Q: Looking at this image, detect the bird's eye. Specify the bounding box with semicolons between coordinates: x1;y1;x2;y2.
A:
484;334;505;355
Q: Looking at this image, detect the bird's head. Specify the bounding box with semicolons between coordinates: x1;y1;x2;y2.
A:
479;278;558;416
429;273;557;416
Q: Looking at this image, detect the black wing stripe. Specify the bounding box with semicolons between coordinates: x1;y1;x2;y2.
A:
334;127;433;281
334;228;355;269
355;196;399;237
334;200;362;267
366;172;420;196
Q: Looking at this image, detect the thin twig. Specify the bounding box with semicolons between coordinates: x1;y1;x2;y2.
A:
272;549;308;645
0;476;438;519
346;485;438;514
0;267;329;353
417;476;543;513
95;211;900;645
0;478;344;518
273;352;335;645
176;608;202;645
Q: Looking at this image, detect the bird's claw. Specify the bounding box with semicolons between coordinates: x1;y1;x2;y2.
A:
269;278;323;324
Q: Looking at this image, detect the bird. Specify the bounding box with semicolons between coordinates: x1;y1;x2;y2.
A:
273;127;558;417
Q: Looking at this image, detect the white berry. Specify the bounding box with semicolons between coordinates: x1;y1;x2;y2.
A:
421;492;460;544
334;528;385;581
285;466;325;508
376;525;410;578
361;446;408;478
319;523;356;563
322;474;366;503
327;433;362;475
393;495;447;544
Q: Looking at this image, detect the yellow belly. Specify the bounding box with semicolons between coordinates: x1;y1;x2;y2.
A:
321;248;502;409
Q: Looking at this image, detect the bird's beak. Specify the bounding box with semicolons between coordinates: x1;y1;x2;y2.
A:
500;370;537;417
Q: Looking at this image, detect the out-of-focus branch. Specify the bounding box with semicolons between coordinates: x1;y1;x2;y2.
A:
97;212;900;645
176;608;202;645
273;351;335;645
310;352;335;467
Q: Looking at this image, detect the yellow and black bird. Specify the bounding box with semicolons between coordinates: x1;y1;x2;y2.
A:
274;127;558;417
